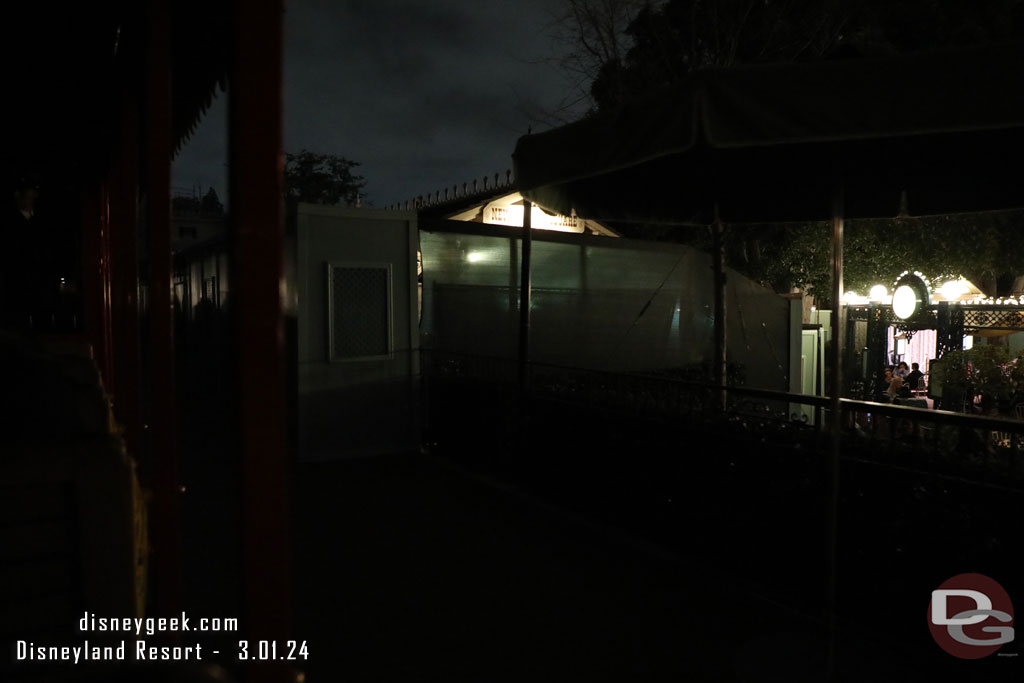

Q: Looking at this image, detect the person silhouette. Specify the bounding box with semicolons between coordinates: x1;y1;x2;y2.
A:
2;173;77;332
2;174;45;329
906;362;924;391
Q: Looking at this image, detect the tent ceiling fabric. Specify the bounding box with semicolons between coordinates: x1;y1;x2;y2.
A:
513;43;1024;223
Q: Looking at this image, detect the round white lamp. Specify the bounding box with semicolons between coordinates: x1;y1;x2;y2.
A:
892;284;918;319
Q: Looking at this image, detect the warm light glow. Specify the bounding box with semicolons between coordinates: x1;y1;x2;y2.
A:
466;251;485;263
869;285;889;302
892;285;918;319
842;291;870;306
939;279;967;301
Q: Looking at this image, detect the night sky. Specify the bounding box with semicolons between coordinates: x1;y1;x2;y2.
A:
172;0;580;207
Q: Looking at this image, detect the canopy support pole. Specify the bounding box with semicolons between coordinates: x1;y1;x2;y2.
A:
712;206;727;412
518;200;532;391
508;236;518;330
825;184;844;681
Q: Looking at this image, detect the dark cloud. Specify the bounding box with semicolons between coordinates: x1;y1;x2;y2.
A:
175;0;579;206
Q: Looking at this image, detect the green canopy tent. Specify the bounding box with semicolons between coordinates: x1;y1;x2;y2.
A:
512;41;1024;678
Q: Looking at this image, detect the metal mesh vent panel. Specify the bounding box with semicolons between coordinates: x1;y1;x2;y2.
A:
329;265;391;359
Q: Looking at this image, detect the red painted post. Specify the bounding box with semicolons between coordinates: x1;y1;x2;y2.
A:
100;185;114;392
229;1;293;681
80;183;113;385
108;94;144;462
145;0;181;621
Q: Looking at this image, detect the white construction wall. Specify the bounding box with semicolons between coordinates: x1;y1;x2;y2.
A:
294;204;419;460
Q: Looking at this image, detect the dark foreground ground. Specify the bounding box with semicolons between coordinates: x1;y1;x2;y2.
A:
6;338;1020;682
286;453;952;683
6;444;1009;683
162;339;1024;682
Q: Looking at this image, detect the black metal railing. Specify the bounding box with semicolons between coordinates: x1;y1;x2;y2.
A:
422;348;1024;488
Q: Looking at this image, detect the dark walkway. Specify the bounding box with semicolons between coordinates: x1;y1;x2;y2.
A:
291;454;922;682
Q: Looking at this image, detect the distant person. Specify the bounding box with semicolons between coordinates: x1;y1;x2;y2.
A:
876;366;893;400
886;373;905;401
1;173;75;331
2;175;45;329
895;361;909;378
906;362;924;391
11;174;39;224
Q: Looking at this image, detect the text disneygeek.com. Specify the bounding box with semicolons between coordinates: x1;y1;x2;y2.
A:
11;612;309;666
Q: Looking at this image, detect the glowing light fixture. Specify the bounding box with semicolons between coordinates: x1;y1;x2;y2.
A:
868;285;889;302
938;279;967;301
892;285;918;319
890;272;931;320
466;251;485;263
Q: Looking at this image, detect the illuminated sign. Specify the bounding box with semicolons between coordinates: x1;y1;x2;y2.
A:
486;205;580;232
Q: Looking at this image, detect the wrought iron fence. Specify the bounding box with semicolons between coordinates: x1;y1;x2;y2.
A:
422;348;1024;490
